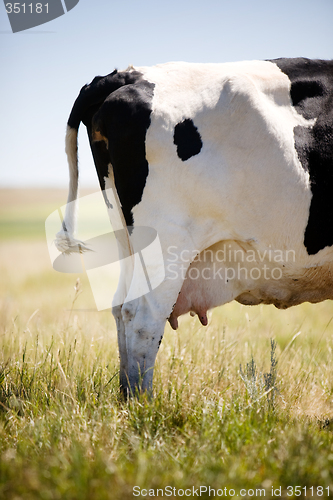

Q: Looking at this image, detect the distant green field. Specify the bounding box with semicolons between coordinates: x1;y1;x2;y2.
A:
0;189;333;500
0;188;96;240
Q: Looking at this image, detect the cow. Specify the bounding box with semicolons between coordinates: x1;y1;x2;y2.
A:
55;58;333;396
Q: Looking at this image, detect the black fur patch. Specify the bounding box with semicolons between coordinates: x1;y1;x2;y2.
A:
270;58;333;255
174;119;203;161
86;131;111;207
68;69;144;130
69;70;155;227
92;79;154;226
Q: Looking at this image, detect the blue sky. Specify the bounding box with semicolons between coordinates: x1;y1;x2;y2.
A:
0;0;332;188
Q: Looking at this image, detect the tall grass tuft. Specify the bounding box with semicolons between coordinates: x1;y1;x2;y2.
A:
239;339;279;411
264;338;278;409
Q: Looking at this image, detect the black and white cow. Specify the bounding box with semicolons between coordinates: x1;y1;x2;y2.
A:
56;58;333;395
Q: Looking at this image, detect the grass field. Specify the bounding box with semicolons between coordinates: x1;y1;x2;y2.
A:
0;189;333;499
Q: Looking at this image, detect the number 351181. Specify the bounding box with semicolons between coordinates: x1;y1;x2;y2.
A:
5;3;49;14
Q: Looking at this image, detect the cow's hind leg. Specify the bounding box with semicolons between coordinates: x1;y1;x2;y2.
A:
111;248;135;397
121;297;167;396
112;304;128;397
120;229;199;396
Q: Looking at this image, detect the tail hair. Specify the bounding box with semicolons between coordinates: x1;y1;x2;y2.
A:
55;125;90;254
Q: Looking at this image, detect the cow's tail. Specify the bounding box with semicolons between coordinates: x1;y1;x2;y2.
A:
54;70;131;253
55;124;90;253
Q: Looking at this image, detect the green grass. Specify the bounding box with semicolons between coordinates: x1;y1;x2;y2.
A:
0;188;97;240
0;189;333;499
